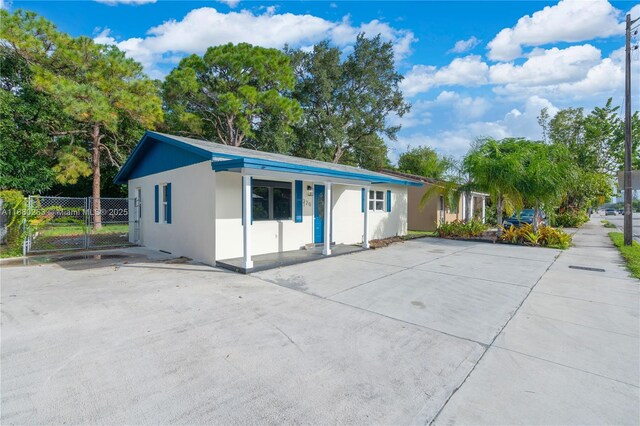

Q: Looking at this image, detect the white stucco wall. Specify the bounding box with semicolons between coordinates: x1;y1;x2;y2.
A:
214;173;315;261
332;184;408;243
127;161;216;265
129;166;408;262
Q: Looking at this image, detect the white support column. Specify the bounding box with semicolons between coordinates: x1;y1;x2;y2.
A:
470;195;475;221
323;182;332;255
363;186;370;249
461;194;466;221
482;197;486;224
242;175;253;270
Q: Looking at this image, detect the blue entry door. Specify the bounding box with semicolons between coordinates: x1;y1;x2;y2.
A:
314;185;325;244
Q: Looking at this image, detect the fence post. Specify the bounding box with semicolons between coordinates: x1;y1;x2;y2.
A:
85;197;90;249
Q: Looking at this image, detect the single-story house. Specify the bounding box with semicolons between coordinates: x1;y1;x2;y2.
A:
378;170;488;232
114;131;420;272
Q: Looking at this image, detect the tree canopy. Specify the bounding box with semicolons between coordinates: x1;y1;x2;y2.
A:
163;43;302;151
397;146;453;180
287;35;410;170
1;9;163;225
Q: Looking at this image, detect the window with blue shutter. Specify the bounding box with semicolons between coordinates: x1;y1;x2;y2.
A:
295;180;303;223
166;183;172;224
154;185;159;223
386;190;391;212
361;188;365;213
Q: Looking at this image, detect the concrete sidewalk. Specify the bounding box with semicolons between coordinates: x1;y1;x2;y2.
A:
435;218;640;425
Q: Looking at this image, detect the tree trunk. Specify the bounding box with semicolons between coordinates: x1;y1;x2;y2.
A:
91;123;102;230
333;144;344;163
532;205;540;233
496;195;504;236
465;192;472;222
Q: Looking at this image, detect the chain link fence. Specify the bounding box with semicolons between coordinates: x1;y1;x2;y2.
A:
24;196;137;254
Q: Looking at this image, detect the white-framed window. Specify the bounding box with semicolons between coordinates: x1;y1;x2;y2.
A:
161;183;168;223
369;190;385;212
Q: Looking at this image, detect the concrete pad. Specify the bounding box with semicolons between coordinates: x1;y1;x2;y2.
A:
464;243;561;262
494;312;640;385
534;269;640;308
416;251;550;288
329;268;530;344
519;292;639;337
1;260;483;425
434;347;640;425
252;255;404;298
344;243;456;268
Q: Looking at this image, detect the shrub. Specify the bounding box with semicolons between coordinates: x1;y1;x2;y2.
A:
499;224;572;249
437;219;488;238
0;190;28;257
553;210;589;228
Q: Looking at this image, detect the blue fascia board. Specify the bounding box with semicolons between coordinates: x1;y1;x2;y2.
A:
114;131;211;184
211;157;421;186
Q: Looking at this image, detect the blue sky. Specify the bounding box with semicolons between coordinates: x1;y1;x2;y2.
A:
4;0;640;162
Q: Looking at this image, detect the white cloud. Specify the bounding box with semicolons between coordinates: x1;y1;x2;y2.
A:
95;7;416;76
487;0;623;61
449;36;480;54
491;46;631;101
95;0;156;5
489;44;601;87
217;0;240;8
390;95;559;161
401;55;489;97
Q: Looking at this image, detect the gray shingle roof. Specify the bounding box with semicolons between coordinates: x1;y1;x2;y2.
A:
152;132;409;183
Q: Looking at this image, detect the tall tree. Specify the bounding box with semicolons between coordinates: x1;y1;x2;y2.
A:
0;47;72;193
288;35;410;169
397;146;453;180
464;138;525;227
1;10;163;227
163;43;302;151
517;141;574;232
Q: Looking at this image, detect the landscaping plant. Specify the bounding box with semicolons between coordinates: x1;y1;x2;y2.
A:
499;224;572;249
436;219;488;238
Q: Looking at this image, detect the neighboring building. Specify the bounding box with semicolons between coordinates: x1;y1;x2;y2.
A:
379;170;487;232
114;132;420;271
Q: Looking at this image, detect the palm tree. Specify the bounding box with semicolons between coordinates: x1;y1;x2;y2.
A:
464;138;525;229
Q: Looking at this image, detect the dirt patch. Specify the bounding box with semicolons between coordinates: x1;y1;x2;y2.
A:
369;236;406;249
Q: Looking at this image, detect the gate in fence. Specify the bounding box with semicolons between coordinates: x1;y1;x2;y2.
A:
23;196;140;254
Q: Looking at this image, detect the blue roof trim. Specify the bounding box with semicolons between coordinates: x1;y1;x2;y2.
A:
211;157;422;186
114;132;212;184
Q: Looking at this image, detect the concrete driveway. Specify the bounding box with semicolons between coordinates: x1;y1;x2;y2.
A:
2;223;638;425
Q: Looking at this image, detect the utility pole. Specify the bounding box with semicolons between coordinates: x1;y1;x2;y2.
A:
624;13;638;246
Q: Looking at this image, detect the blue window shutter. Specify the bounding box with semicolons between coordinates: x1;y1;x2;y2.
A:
154;185;159;223
166;183;172;224
250;177;253;225
361;188;365;213
295;180;303;223
386;190;391;212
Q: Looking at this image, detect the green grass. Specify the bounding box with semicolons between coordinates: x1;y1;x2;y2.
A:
405;230;437;239
39;223;128;237
601;220;618;229
0;246;23;258
609;232;640;279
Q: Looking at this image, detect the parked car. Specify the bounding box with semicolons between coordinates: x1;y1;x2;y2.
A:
605;208;617;216
503;209;546;228
617;209;624;215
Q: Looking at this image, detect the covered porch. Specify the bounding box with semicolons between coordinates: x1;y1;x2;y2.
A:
212;156;418;273
216;244;364;274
